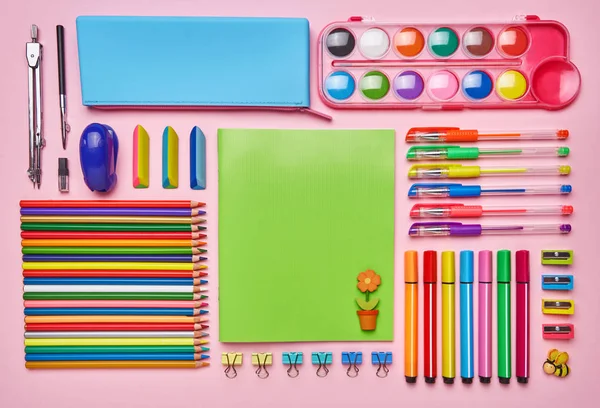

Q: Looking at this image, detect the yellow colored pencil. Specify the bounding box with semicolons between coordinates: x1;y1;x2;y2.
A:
22;262;207;271
20;215;205;224
24;337;208;346
22;239;205;247
24;315;208;324
26;361;210;369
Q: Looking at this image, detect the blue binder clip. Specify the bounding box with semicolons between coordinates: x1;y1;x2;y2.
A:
342;352;362;378
371;352;392;378
282;352;303;378
542;275;573;290
311;352;332;377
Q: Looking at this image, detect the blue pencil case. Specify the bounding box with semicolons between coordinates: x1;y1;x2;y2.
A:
76;16;329;119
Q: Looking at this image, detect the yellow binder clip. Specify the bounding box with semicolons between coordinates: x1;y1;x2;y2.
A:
221;352;242;379
252;352;272;379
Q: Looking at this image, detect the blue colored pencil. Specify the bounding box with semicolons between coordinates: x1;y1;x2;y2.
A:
24;307;208;316
22;255;207;263
25;353;210;361
23;278;207;286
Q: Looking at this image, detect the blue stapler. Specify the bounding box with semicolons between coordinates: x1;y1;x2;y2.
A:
79;123;119;192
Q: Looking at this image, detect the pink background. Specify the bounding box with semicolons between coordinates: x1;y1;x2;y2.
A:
1;0;599;406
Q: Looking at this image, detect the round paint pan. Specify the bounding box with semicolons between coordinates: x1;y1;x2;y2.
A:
325;27;356;58
530;56;581;108
463;27;494;58
497;26;530;58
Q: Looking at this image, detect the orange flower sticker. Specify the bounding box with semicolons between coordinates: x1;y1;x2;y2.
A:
357;269;381;293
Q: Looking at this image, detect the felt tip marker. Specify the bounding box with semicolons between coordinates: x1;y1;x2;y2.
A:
460;250;474;384
423;250;437;384
404;251;418;383
478;250;493;384
497;250;512;384
516;250;530;384
441;251;456;384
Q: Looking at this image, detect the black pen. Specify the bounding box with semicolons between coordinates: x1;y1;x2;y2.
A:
56;25;69;149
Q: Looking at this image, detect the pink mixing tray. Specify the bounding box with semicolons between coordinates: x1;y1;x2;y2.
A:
318;15;581;110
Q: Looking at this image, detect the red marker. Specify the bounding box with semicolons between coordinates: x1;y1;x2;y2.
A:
516;250;530;384
424;250;437;383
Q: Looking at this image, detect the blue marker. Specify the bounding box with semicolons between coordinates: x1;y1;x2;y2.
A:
460;250;474;384
408;183;571;198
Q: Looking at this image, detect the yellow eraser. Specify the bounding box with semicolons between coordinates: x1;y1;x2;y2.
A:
133;125;150;188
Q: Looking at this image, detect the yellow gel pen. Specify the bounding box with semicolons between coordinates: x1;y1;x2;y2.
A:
442;251;456;384
408;164;571;179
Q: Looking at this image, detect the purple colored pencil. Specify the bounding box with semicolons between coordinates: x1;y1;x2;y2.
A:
20;208;205;216
23;255;207;263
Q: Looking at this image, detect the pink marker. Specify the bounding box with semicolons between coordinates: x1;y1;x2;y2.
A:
478;250;492;383
516;250;530;384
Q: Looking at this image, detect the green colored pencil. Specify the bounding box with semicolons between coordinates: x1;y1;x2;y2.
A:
22;247;207;255
20;223;206;232
23;292;207;301
25;346;209;354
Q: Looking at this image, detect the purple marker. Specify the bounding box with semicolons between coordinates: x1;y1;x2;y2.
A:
478;250;492;383
408;222;571;237
394;71;424;100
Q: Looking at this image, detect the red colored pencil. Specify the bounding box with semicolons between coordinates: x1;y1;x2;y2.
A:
23;270;208;278
20;231;207;240
20;200;204;208
25;322;209;331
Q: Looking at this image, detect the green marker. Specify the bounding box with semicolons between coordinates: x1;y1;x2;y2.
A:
497;250;512;384
407;145;570;160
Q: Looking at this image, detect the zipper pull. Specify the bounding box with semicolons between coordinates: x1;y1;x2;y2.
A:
348;16;375;22
300;107;333;121
513;14;540;21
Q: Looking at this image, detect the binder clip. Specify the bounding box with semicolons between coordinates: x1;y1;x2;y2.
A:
541;250;573;265
371;352;392;378
542;299;574;315
282;352;303;378
342;352;362;378
251;353;272;379
312;352;332;378
221;352;242;379
542;275;573;290
543;324;574;340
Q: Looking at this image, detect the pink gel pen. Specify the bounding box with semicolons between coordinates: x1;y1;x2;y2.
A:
478;250;492;383
410;204;573;218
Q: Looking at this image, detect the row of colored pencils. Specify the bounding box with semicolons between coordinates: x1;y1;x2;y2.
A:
21;200;210;369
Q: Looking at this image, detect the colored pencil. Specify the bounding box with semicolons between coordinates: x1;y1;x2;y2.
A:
23;277;206;286
22;254;207;262
24;315;208;324
25;361;210;368
25;345;209;353
25;353;210;361
20;200;204;208
22;239;206;247
20;215;206;225
24;322;208;331
23;285;207;293
25;331;208;338
21;231;206;240
23;270;208;278
23;292;207;301
24;308;208;316
21;223;206;232
24;337;208;346
21;208;205;216
23;262;206;271
23;247;207;255
24;300;208;308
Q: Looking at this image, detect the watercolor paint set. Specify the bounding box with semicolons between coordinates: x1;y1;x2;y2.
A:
318;16;580;110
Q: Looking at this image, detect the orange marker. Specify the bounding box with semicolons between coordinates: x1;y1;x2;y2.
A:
404;251;418;383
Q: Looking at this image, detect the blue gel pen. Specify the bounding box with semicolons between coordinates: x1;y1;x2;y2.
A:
460;250;474;384
408;183;571;198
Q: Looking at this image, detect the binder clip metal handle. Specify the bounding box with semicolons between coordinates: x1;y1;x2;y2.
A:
342;352;362;378
283;352;302;378
316;355;330;378
373;352;391;378
252;353;272;379
224;353;240;379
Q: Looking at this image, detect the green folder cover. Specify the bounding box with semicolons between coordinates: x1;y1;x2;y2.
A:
218;129;395;342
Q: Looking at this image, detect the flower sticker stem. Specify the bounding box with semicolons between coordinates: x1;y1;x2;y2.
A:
356;269;381;331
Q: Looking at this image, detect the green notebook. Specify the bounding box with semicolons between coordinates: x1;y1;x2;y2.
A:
218;129;395;342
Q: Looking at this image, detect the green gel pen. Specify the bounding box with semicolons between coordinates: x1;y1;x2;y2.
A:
406;145;570;160
497;250;512;384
